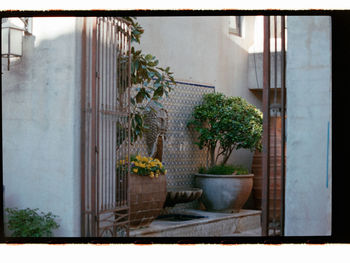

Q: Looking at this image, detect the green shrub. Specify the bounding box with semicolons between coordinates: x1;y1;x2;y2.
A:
5;207;59;237
188;92;263;167
199;165;249;175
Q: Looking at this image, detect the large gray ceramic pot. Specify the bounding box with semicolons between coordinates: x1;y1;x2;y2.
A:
195;173;253;213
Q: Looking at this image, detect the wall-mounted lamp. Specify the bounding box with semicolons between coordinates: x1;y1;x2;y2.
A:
1;18;30;71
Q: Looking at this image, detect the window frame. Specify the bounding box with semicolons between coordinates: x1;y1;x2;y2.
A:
229;16;242;37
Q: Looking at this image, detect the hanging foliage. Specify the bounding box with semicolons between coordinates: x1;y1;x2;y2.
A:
120;17;176;145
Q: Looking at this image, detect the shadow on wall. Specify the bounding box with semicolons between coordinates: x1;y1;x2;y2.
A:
2;28;82;237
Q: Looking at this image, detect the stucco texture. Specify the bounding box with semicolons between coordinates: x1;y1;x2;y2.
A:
285;16;332;236
2;17;82;237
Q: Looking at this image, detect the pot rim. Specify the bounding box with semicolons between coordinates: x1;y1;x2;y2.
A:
167;188;203;193
195;173;254;178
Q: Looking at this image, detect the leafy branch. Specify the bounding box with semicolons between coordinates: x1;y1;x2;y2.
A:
118;17;176;146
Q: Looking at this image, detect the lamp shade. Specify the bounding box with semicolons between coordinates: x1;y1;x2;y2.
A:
1;21;24;58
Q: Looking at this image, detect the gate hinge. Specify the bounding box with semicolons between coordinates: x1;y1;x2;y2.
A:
96;72;100;79
95;145;99;153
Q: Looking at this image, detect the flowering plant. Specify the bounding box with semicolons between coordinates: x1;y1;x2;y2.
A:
117;154;166;178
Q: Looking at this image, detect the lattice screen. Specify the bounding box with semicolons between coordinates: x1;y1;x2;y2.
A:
130;81;214;191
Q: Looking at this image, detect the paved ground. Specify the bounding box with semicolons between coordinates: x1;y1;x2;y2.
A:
130;209;262;237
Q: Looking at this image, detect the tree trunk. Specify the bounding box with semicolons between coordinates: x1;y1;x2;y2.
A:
221;146;234;166
209;146;216;168
221;154;229;166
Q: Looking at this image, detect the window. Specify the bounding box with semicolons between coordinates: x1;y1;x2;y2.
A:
229;16;242;37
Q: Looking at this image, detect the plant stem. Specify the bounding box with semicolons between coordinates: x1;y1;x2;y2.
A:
210;144;216;167
221;145;235;165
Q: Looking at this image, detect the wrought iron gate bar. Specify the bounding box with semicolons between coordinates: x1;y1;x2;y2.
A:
262;16;271;236
99;17;103;213
99;110;129;116
280;16;286;236
262;16;287;236
81;17;87;236
98;206;129;214
273;15;278;236
86;18;93;237
91;17;98;236
99;211;128;220
82;17;132;237
126;21;132;238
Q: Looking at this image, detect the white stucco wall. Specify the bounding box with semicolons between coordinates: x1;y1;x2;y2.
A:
2;17;82;237
285;16;332;235
136;16;261;170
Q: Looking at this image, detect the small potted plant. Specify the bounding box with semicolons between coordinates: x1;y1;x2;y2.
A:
188;92;263;212
117;154;167;228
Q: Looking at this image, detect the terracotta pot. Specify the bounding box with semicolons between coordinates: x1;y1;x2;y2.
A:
129;173;167;228
195;173;253;213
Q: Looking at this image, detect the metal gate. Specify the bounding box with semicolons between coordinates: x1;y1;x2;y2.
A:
81;17;132;237
262;16;287;236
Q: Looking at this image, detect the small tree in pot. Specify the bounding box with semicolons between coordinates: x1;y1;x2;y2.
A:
188;92;263;212
188;92;262;168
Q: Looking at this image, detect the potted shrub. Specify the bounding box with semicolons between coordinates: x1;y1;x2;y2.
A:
188;93;263;212
117;154;167;228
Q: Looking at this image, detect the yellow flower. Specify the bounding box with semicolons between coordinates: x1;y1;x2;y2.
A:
136;155;142;161
134;161;146;168
142;156;148;162
156;173;159;178
150;173;154;178
164;170;167;175
132;168;138;173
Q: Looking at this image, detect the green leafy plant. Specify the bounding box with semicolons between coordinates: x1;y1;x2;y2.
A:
5;207;59;237
117;17;176;145
199;164;249;175
188;92;263;167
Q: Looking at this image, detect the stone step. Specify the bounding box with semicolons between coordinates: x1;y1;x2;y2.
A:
130;209;261;237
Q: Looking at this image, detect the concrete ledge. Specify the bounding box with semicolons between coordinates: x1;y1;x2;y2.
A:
226;228;262;236
130;209;261;237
